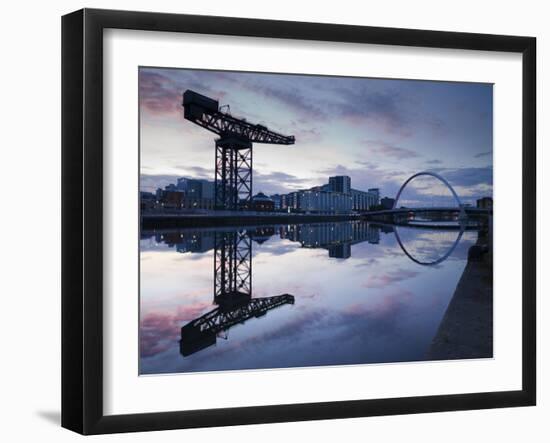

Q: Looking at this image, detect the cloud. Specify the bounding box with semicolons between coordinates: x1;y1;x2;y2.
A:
254;240;300;257
474;150;492;158
139;68;231;119
254;171;314;195
396;229;469;263
140;301;212;358
433;166;493;188
139;70;182;117
426;159;443;165
140;174;180;192
232;287;420;365
343;289;415;318
334;87;409;133
364;140;420;159
362;269;419;288
243;81;327;121
139;168;213;192
426;117;447;136
288;121;323;143
172;165;213;179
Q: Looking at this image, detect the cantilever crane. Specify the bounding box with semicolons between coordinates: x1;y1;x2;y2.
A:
182;90;296;210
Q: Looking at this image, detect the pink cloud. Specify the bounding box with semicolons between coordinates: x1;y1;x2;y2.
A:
140;301;212;358
345;289;415;316
362;269;419;289
139;70;182;117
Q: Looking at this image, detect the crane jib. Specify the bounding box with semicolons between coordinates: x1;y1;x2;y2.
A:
182;89;295;145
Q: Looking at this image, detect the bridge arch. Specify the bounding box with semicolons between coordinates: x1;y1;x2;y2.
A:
393;225;465;266
393;171;462;210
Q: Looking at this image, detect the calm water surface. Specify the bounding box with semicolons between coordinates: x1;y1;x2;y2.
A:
139;221;481;374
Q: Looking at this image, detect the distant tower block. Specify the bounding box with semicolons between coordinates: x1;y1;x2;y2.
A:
182;90;295;210
329;176;351;194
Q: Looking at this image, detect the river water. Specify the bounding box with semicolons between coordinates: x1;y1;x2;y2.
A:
139;220;487;375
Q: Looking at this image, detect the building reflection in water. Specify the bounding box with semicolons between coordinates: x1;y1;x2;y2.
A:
148;221;382;260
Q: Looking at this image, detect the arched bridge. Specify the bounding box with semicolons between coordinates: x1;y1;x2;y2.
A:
393;171;462;209
366;171;491;218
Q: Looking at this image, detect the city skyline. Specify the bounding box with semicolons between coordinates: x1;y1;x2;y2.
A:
140;67;493;206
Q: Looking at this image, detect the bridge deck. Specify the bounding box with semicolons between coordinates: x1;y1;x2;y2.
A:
364;207;492;216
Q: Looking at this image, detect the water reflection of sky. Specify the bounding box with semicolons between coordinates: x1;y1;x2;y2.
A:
139;222;479;374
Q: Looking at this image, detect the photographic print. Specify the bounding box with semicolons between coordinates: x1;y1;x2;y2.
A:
139;67;493;375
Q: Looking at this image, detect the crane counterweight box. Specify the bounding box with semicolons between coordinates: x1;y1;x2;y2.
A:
182;89;219;120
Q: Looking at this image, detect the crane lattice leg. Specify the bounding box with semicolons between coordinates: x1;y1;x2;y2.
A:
214;138;252;210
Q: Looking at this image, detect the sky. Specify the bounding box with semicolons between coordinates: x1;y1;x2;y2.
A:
139;67;493;206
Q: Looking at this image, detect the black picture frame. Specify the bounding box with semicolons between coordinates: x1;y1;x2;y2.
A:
62;8;536;435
